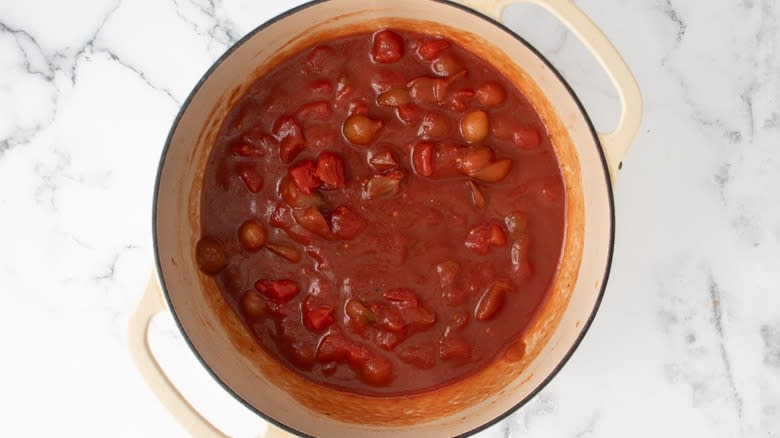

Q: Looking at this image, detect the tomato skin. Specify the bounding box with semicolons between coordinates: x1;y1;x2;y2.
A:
412;141;435;177
236;164;263;193
303;300;335;332
289;160;320;194
255;279;300;301
382;288;419;309
474;279;513;321
273;116;307;163
465;223;507;255
417;38;450;61
315;151;346;189
316;331;350;362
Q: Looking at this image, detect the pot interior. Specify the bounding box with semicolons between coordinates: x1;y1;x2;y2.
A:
154;1;612;436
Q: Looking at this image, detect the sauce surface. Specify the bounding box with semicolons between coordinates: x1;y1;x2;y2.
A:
197;29;565;396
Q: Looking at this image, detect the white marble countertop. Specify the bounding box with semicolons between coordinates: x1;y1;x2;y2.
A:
1;0;778;436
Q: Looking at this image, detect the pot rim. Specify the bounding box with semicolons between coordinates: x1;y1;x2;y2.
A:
152;0;616;436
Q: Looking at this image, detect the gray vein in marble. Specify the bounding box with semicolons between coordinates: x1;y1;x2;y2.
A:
69;2;181;103
94;248;125;282
34;149;71;209
98;47;180;104
1;0;188;159
714;163;731;202
0;22;55;81
761;323;780;369
657;2;756;145
657;0;687;69
574;414;598;438
763;112;780;129
731;214;762;248
0;3;121;157
0;22;58;157
708;273;744;420
662;0;687;43
10;1;163;89
754;0;777;46
521;393;555;429
741;92;755;141
735;0;774;143
32;146;110;214
741;1;777;144
671;76;744;142
68;233;96;251
65;0;122;84
171;0;239;47
690;112;743;145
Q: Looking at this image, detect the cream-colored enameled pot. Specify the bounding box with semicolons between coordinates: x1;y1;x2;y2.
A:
129;0;642;436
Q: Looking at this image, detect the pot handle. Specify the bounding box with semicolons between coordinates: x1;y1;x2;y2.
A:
129;275;292;438
454;0;643;181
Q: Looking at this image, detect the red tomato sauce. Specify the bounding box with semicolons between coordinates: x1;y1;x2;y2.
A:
197;29;565;396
